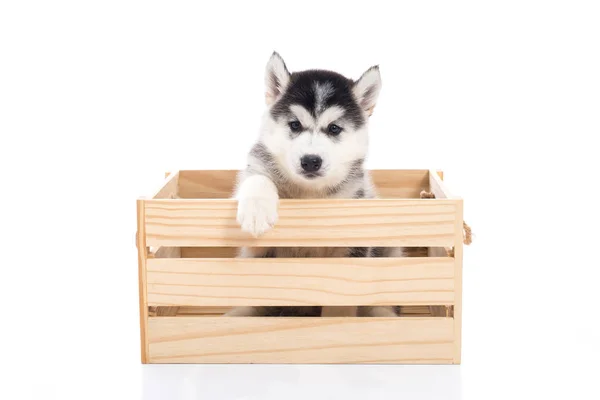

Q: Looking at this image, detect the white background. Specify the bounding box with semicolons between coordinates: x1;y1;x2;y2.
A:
1;1;599;399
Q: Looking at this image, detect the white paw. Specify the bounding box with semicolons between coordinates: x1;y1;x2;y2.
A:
237;196;278;237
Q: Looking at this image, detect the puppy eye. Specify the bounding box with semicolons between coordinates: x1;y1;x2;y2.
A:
289;121;302;132
328;124;342;135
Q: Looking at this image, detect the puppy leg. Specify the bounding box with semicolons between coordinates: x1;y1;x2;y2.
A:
235;174;279;237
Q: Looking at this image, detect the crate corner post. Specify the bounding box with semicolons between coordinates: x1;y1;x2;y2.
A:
453;197;464;364
136;198;149;364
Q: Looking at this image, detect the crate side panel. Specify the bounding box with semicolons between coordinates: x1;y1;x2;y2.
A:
146;257;455;307
372;169;430;198
144;199;457;247
178;170;430;199
178;170;237;199
180;247;238;258
147;317;454;364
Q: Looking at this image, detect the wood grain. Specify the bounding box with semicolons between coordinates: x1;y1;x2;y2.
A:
453;199;464;364
177;169;430;199
147;317;454;364
429;169;453;199
144;198;458;247
180;247;238;258
371;169;430;198
149;246;182;259
147;247;181;316
136;200;149;363
178;170;238;199
146;257;454;307
153;171;179;199
428;246;453;318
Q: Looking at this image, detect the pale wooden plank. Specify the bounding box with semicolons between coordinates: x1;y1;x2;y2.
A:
178;170;238;199
152;171;179;199
146;247;181;316
147;317;454;364
180;247;238;258
177;169;430;199
453;199;464;364
428;169;453;199
144;198;458;247
428;246;452;318
136;200;149;363
149;246;182;259
155;306;180;316
371;169;429;198
146;257;454;307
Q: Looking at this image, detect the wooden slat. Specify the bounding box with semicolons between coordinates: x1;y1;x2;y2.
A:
425;169;457;319
136;200;149;363
147;317;454;364
178;170;237;199
177;169;429;199
371;169;429;198
453;199;464;364
180;247;238;258
428;170;453;199
146;257;454;307
153;171;179;199
147;247;182;316
144;198;458;247
150;246;182;259
428;246;452;318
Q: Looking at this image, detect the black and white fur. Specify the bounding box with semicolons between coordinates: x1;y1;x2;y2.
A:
225;52;399;318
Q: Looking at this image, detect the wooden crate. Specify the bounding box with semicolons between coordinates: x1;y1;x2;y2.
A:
136;169;464;364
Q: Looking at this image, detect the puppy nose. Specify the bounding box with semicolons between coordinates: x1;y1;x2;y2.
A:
301;154;322;172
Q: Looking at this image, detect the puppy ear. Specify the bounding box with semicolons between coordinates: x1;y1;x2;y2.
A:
353;66;382;116
265;52;291;105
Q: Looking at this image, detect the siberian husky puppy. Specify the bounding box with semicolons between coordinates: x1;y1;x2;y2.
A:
226;52;399;318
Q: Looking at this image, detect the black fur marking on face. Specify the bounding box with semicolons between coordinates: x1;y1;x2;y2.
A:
320;125;343;143
348;247;369;257
349;158;365;180
248;142;287;184
271;70;365;129
354;188;365;199
249;142;273;164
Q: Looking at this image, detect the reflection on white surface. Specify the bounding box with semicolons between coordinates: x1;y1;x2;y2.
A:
142;364;461;400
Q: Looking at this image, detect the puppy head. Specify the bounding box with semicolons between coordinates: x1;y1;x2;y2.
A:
260;52;382;191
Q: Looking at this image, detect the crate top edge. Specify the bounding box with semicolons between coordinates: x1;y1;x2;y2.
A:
140;197;463;203
171;168;440;173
